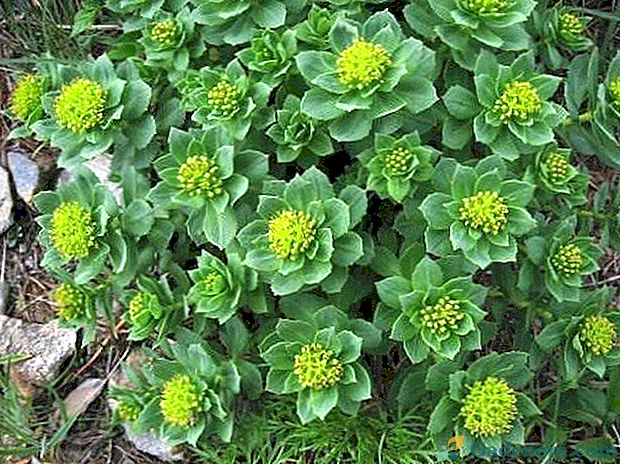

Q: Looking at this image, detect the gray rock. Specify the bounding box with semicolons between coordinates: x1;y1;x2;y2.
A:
0;167;13;235
0;316;76;385
7;151;40;204
0;281;8;315
61;378;105;420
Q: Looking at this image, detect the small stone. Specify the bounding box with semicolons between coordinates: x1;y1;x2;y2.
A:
0;167;13;235
7;151;40;204
60;378;105;420
0;281;8;315
0;315;76;385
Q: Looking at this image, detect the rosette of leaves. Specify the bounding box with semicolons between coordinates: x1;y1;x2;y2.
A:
260;318;371;424
266;95;334;164
359;131;439;202
376;256;487;363
191;0;299;45
443;51;566;159
296;11;438;142
522;216;602;303
177;60;273;140
122;274;186;341
9;73;46;130
239;167;367;296
533;6;592;69
237;29;297;86
34;171;129;284
537;297;620;380
139;7;205;74
150;127;268;247
118;341;240;445
295;5;334;50
428;352;541;455
524;144;588;207
188;249;267;324
404;0;535;70
32;55;155;168
420;157;536;269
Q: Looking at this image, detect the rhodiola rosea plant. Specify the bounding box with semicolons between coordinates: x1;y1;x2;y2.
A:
5;0;620;461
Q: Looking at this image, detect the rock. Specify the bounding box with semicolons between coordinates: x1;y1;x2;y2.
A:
0;167;13;235
0;316;76;385
60;154;122;203
60;378;105;420
0;281;8;315
7;151;40;205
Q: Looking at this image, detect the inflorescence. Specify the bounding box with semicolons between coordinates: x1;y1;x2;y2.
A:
11;74;43;121
493;81;542;123
336;39;392;90
419;297;464;336
160;374;203;428
460;191;509;235
460;376;518;437
384;147;412;177
579;315;617;356
268;209;317;260
293;342;343;389
551;243;583;276
207;80;241;118
177;155;223;198
50;201;97;260
55;78;106;133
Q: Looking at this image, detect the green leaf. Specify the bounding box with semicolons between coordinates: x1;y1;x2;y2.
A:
300;89;343;121
310;388;338;420
71;0;100;37
376;276;410;309
328;111;373;142
122;199;153;237
443;85;481;119
332;232;363;267
276;319;315;343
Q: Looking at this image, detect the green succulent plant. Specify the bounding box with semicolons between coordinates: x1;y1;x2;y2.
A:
295;11;438;142
405;0;536;70
376;256;487;363
261;319;371;424
31;55;155;170
239;167;366;295
237;29;297;86
420;157;536;269
150;127;268;247
295;5;334;50
188;249;266;324
266;94;334;164
359;131;439;202
10;73;45;124
443;51;566;158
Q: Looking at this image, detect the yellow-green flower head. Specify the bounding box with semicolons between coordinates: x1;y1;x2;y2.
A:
207;80;241;118
493;81;542;123
460;377;518;437
50;201;97;260
462;0;509;15
579;315;617;356
55;78;106;133
53;283;86;320
384;147;412;177
336;39;392;90
150;19;179;47
551;243;583;276
177;155;223;198
559;11;586;38
459;191;509;235
609;78;620;107
128;292;157;323
293;342;343;389
160;374;203;428
268;209;317;260
203;271;226;295
11;74;43;121
544;152;569;183
117;400;141;423
418;297;464;336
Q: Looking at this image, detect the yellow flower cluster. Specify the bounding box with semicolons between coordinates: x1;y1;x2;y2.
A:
544;152;569;183
11;74;43;121
384;147;412;177
268;209;317;260
55;78;106;133
579;315;617;356
293;342;343;389
460;377;518;437
207;80;241;117
203;271;226;295
177;155;223;198
559;11;586;38
150;19;179;47
419;297;464;336
609;78;620;107
336;39;392;90
462;0;509;15
493;81;542;123
459;191;509;235
117;401;141;422
53;283;86;321
160;374;203;428
50;201;97;259
551;243;583;276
